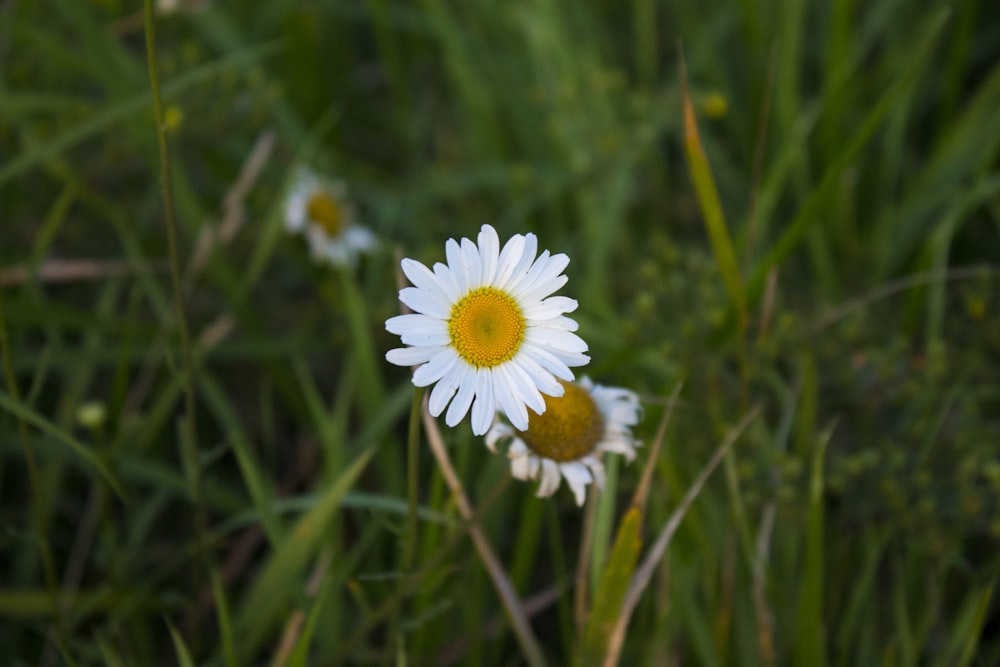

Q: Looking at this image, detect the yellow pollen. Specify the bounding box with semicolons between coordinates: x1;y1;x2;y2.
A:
306;191;343;236
448;287;526;368
518;380;604;462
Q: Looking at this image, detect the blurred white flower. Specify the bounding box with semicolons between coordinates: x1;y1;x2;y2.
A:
284;168;376;267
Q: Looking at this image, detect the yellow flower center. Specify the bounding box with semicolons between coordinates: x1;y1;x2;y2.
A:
306;191;343;236
518;380;604;462
448;287;526;368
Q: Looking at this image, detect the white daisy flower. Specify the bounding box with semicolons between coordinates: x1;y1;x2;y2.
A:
485;376;641;506
284;168;376;266
385;224;590;436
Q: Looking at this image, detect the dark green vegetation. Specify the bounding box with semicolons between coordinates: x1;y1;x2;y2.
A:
2;0;999;664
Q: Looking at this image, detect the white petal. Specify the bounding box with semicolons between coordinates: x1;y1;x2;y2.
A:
412;347;459;386
400;258;441;293
600;438;638;462
525;327;589;354
398;331;449;347
433;262;462;301
520;269;570;303
460;237;483;286
560;461;593;506
521;296;579;321
470;368;495;436
503;233;538;289
388;314;447;340
493;234;526;288
477;224;499;284
485;422;512;452
445;238;469;290
546;316;580;331
528;454;541;478
589;459;607;490
510;451;533;480
428;375;459;417
506;248;549;293
493;365;528;431
445;364;477;427
398;286;451;319
547;347;590;369
537;459;561;497
505;360;547;416
523;252;570;296
385;313;420;334
386;346;438;367
522;277;569;305
522;345;574;381
344;226;376;250
510;353;563;397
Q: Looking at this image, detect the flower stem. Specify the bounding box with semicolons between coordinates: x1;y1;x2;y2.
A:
421;410;548;667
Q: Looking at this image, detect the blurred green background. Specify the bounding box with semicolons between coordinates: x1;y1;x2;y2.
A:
1;0;999;664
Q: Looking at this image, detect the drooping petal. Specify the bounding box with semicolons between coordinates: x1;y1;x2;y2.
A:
510;451;533;480
537;459;562;497
560;461;593;506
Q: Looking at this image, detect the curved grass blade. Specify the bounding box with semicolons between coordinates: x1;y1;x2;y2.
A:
577;507;643;667
679;50;747;332
0;391;126;501
233;445;377;663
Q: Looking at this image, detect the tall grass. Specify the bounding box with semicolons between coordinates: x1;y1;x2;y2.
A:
1;0;999;664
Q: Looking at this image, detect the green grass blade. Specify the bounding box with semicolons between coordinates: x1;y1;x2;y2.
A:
941;583;994;667
287;571;337;667
0;41;278;187
166;619;197;667
679;54;747;331
198;372;283;545
793;423;833;666
234;444;377;662
211;567;238;667
746;8;950;303
577;507;643;667
0;391;126;500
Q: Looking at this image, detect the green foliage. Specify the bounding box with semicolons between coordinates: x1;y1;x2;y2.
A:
2;0;999;665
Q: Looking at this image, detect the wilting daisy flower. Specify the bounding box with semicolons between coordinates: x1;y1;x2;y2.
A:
284;168;376;266
486;377;641;505
385;224;589;436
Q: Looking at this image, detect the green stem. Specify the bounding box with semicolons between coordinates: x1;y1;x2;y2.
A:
143;0;208;635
